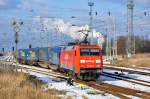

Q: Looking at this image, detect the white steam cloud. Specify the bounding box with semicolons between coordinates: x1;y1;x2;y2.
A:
33;16;104;46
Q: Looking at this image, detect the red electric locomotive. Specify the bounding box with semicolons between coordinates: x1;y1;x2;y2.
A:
60;43;103;80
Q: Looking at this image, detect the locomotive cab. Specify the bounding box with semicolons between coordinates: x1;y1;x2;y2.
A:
60;44;103;80
76;45;103;80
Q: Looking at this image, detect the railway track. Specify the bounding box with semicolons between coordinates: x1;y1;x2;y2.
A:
104;65;150;76
104;64;150;71
15;64;150;99
76;79;150;99
102;72;150;87
17;64;68;80
19;65;150;98
128;66;150;72
94;81;150;99
17;65;132;99
1;62;150;99
103;72;150;84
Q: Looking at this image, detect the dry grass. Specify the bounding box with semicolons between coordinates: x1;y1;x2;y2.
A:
0;71;65;99
82;95;88;99
117;53;150;67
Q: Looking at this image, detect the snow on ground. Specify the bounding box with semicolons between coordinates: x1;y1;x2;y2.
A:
104;69;150;82
128;66;150;71
104;65;150;74
128;74;150;82
99;69;150;92
0;52;16;62
99;75;150;92
104;69;129;75
121;94;140;99
29;71;119;99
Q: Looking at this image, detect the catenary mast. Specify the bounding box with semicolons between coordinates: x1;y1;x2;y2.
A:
127;0;135;57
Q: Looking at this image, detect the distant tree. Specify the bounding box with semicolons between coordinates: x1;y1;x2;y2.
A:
117;35;150;55
117;36;127;55
142;40;150;53
102;35;107;55
134;36;143;53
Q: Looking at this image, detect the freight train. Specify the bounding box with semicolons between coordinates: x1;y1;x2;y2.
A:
17;43;103;80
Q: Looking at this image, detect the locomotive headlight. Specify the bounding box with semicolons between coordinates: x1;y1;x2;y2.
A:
80;60;85;63
96;60;101;63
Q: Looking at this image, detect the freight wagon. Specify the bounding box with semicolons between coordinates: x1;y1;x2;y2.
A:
48;47;62;70
37;47;61;69
37;47;50;68
17;49;29;64
28;48;38;65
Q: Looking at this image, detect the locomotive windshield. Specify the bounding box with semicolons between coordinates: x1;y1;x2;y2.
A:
80;48;100;56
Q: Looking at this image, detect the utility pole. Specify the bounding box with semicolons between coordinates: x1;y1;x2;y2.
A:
40;16;43;47
88;1;94;45
107;11;112;60
143;12;148;44
106;28;109;59
54;25;60;46
127;0;135;57
45;27;49;47
2;33;7;53
112;17;117;60
41;21;48;47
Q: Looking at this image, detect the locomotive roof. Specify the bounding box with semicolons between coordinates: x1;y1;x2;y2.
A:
62;44;100;50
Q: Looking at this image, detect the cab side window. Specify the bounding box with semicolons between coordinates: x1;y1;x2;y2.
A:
75;50;76;56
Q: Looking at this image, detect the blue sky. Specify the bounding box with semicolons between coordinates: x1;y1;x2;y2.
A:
0;0;150;50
